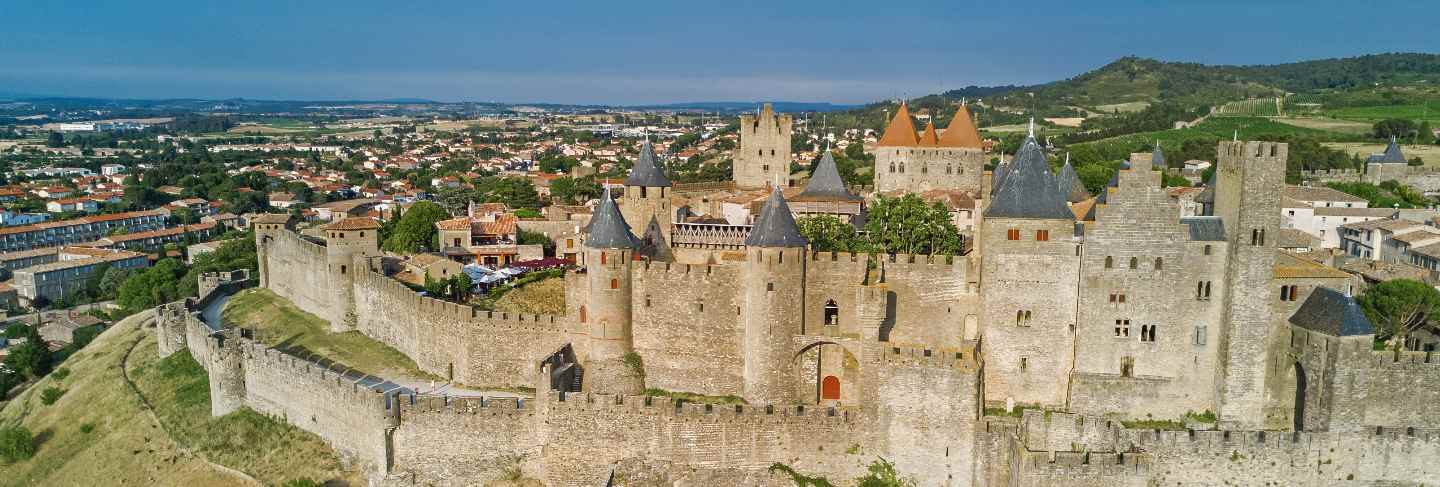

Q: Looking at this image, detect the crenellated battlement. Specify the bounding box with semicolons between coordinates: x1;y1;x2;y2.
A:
634;260;734;280
356;267;567;332
1371;350;1440;368
540;391;861;424
877;343;980;370
269;229;328;256
396;394;532;416
1017;448;1151;476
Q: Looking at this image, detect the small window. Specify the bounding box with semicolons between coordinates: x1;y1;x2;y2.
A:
1119;294;1126;303
1140;324;1157;342
1120;357;1134;377
610;278;619;289
1007;228;1020;241
1035;230;1049;241
1020;357;1028;371
645;296;651;307
1203;244;1212;255
1114;319;1130;337
1105;256;1113;269
767;282;774;291
580;306;587;323
340;265;346;274
1154;257;1163;270
697;302;704;312
1129;257;1138;269
600;252;607;265
1194;325;1207;346
770;149;775;156
360;231;365;237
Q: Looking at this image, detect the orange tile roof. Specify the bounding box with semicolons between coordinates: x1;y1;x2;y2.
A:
876;102;919;147
435;218;472;231
480;214;518;236
323;217;381;231
918;122;939;145
937;105;983;148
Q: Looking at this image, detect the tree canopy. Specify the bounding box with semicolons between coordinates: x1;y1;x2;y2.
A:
382;201;449;253
1358;278;1440;353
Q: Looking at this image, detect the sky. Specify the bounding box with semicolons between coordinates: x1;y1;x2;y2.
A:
1;0;1435;105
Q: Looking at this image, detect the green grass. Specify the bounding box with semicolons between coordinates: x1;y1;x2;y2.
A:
130;345;360;485
1089;116;1357;148
222;288;439;380
643;388;747;405
1323;103;1440;122
1121;419;1188;430
1215;98;1281;117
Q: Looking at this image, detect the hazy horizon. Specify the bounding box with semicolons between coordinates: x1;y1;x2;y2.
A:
2;0;1434;105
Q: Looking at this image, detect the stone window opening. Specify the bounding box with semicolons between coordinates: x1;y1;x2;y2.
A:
1114;319;1130;338
1203;244;1212;255
640;186;647;198
610;278;619;290
1105;256;1113;269
340;265;346;274
767;282;774;292
770;149;775;156
697;302;704;312
1194;325;1207;346
1020;357;1028;371
1035;230;1049;241
1129;257;1138;269
946;165;953;174
645;296;651;307
1109;293;1126;304
824;299;839;325
758;149;764;156
899;163;905;173
579;306;587;323
1155;257;1163;270
360;231;365;237
1007;228;1020;241
600;252;607;265
1120;356;1134;377
889;162;896;173
1140;324;1157;342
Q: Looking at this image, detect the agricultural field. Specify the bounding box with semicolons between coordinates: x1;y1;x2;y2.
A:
1214;98;1281;117
1323;142;1440;166
1273;117;1373;135
1092;101;1152;114
1322;103;1440;123
1085;116;1356;149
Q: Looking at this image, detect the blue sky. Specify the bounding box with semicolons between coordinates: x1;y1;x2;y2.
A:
0;0;1433;105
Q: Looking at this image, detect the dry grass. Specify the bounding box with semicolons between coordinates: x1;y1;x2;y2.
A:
1322;142;1440;166
1093;101;1152;114
0;311;361;486
1274;117;1373;135
490;276;566;316
222;288;439;380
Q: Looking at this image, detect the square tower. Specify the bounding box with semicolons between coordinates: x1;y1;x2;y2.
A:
735;103;792;190
1211;140;1286;429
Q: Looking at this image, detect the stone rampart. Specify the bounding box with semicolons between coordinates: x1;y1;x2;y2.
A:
630;261;745;396
262;231;339;323
1363;351;1440;429
350;267;568;387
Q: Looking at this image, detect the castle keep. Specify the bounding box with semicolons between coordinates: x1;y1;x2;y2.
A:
155;113;1440;484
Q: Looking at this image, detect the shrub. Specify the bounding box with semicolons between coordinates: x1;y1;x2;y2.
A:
79;423;95;434
281;479;321;487
40;386;66;405
51;368;70;381
0;426;35;463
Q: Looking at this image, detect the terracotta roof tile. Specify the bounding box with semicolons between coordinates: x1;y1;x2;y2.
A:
937;105;983;148
876;102;920;147
322;217;380;230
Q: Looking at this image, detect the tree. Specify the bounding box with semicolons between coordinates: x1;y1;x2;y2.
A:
4;323;53;380
1358;279;1440;354
864;195;962;255
482;177;542;209
0;426;35;463
117;258;187;313
1417;121;1436;145
797;215;866;253
46;131;64;148
518;229;556;256
382;201;449;253
550;176;602;204
1373;118;1416;139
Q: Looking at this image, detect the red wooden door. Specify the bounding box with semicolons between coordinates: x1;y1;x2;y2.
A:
821;376;840;400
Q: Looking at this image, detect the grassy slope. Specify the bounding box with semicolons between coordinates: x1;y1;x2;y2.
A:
1078;116;1355;151
0;310;358;486
222;288;437;380
490;276;566;316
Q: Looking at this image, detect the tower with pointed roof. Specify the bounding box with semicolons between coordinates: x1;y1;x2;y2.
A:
621;139;673;240
735;103;793;190
741;187;808;403
790;148;865;223
977;132;1082;407
871;102;987;194
1362;136;1411;185
580;188;645;394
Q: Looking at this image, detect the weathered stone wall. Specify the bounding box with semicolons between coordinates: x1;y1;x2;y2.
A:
238;341;394;470
869;346;983;486
350;266;570;387
259;231;341;324
389;396;544;485
872;146;986;194
806;252;976;349
735;105;792;190
1362;351;1440;429
1070;167;1226;419
630;261;745;396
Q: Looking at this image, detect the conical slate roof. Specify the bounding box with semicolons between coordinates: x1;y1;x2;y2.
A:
938;105;983;148
985;137;1074;220
1289;286;1373;336
639;216;674;262
877;102;919;147
1056;157;1090;203
1367;136;1407;164
1152;142;1167;169
584;187;639;249
745;188;808;248
918;121;940;145
991;157;1011;195
625;139;672;187
797;150;861;202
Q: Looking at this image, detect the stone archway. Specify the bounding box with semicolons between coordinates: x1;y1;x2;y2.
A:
793;341;859;404
821;376;840;400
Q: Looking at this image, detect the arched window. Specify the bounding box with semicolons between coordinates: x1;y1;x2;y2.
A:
1016;310;1024;326
600;252;607;265
340;265;346;274
758;149;764;156
1105;256;1113;269
946;164;953;174
1155;257;1163;270
610;278;619;289
770;149;775;156
1129;257;1138;269
824;299;840;325
579;306;587;323
1252;229;1260;246
899;163;905;173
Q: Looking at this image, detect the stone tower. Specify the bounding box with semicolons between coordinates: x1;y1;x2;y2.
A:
620;139;673;239
322;217;380;332
735;103;792;190
1211;140;1286;429
870;102;987;194
251;213;294;288
206;331;247;417
741;187;808;404
581;188;645;394
978;132;1081;408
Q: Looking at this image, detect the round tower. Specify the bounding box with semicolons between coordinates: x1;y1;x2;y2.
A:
621;139;673;240
741;188;808;404
581;188;644;394
250;213;294;288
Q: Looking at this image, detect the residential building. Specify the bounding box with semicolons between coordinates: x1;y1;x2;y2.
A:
10;248;148;303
